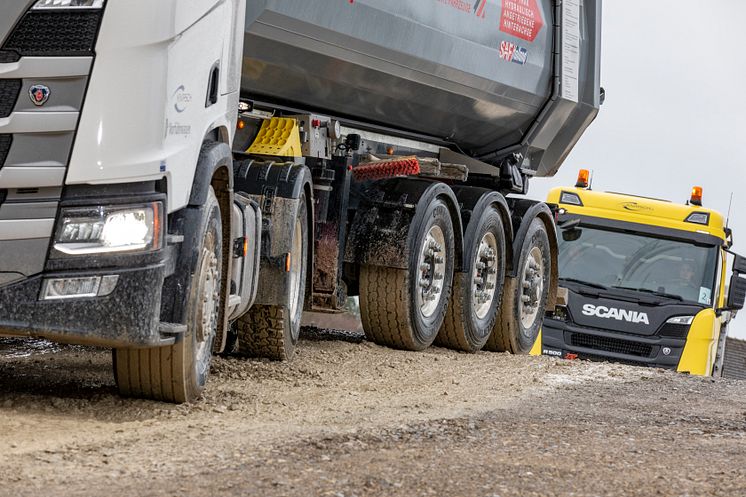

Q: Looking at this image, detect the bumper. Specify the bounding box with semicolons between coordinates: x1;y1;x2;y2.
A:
542;318;686;369
0;247;176;349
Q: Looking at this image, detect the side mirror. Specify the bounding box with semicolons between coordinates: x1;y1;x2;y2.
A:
732;254;746;274
727;273;746;311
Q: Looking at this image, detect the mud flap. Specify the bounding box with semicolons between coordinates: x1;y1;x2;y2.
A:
344;177;463;271
233;160;313;310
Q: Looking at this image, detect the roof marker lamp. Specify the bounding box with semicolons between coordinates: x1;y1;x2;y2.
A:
575;169;590;189
559;191;583;206
53;202;162;256
685;212;710;226
690;186;703;206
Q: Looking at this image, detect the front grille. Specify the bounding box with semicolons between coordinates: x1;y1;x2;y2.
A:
0;135;12;168
658;323;690;339
0;80;21;118
569;332;654;358
2;11;103;58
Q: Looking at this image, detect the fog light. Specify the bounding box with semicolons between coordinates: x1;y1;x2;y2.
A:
41;275;119;300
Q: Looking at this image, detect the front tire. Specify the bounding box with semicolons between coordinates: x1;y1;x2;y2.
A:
486;218;550;354
114;187;222;403
360;197;455;351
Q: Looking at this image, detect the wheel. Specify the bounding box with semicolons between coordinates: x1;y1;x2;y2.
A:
486;218;550;354
436;206;506;352
113;187;222;403
359;197;455;351
235;192;308;361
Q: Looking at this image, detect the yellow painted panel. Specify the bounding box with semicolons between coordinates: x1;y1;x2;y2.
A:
547;187;726;241
677;309;719;376
530;328;543;356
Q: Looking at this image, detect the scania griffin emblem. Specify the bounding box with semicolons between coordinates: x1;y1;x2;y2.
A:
29;84;50;106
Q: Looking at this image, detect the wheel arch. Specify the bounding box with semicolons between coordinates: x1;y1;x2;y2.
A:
451;186;513;272
162;139;235;354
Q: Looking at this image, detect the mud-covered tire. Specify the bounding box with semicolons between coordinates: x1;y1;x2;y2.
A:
486;218;550;354
436;206;506;353
113;188;222;403
235;193;308;361
360;197;455;351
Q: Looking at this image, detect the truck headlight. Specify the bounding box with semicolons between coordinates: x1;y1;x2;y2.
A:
53;202;162;256
32;0;105;9
666;316;694;326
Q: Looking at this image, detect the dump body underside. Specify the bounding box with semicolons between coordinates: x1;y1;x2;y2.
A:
243;0;601;176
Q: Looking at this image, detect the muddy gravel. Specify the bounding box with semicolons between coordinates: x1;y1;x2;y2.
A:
1;329;746;497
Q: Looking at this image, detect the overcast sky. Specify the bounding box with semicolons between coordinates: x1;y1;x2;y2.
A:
529;0;746;338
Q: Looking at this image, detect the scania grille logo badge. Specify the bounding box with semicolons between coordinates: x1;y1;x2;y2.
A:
29;85;50;106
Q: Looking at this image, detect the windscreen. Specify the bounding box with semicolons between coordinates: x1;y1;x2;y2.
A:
558;226;719;305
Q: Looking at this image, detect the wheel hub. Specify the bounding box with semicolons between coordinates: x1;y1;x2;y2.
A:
472;233;499;320
416;226;446;318
519;246;544;331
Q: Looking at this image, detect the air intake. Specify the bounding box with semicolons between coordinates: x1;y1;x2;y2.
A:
0;11;103;61
0;135;12;168
569;332;654;358
0;80;21;119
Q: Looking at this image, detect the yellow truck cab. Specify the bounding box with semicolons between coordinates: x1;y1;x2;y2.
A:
537;170;746;375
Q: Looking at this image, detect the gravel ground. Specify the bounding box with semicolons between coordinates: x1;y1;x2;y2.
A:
1;330;745;497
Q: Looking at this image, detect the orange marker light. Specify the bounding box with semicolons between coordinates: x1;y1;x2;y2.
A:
285;253;292;272
243;237;249;257
690;186;703;206
237;120;246;130
575;169;590;188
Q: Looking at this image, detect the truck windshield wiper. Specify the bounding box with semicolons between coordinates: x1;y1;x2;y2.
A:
611;286;683;301
559;277;608;290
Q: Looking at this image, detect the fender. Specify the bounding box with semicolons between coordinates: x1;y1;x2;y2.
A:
161;140;235;353
451;186;513;274
233;159;314;310
506;198;559;310
345;178;463;271
188;140;234;206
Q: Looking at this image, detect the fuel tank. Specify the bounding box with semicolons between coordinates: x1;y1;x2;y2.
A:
242;0;601;176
